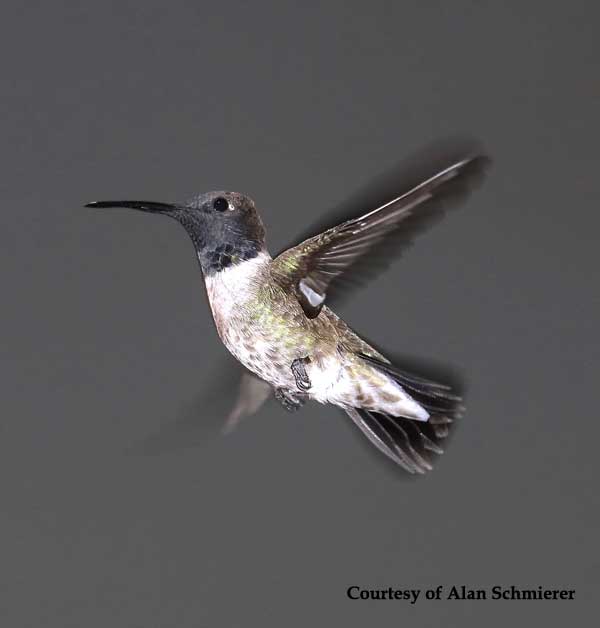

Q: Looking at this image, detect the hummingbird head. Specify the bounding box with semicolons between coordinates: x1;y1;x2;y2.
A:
85;191;266;274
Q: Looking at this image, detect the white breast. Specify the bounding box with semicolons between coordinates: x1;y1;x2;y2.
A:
202;251;291;386
203;252;271;321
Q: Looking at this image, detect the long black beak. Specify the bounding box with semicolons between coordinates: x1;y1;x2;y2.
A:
84;200;177;213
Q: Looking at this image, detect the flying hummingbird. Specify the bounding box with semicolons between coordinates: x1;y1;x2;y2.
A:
86;148;488;473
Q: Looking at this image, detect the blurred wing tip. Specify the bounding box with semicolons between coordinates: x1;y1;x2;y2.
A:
452;152;492;172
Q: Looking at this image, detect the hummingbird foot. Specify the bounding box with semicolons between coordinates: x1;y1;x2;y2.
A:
291;357;312;392
274;387;308;412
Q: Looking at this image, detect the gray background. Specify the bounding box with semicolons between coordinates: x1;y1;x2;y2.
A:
1;1;598;626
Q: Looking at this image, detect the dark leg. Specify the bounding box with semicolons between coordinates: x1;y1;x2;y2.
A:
291;357;312;392
275;387;308;412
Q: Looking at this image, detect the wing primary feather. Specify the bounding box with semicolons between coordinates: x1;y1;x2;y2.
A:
271;148;490;314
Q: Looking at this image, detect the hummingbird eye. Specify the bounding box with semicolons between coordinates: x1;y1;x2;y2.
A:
213;197;229;212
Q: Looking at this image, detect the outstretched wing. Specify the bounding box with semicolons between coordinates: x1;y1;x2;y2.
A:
271;152;489;318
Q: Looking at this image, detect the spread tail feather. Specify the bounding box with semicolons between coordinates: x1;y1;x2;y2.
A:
344;354;463;473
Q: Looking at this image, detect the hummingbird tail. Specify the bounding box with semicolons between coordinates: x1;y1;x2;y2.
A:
344;354;464;473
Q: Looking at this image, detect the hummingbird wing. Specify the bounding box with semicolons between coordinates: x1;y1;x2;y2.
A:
130;359;272;455
271;149;489;318
221;372;273;435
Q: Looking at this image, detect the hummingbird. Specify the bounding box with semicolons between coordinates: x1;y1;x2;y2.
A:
86;148;488;473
